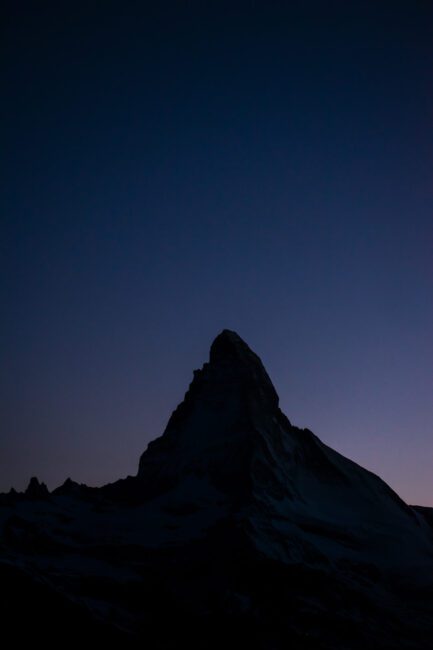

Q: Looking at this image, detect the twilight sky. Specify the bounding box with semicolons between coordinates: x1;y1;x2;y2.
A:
2;2;432;505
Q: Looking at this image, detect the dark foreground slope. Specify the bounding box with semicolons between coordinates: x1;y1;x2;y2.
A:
1;331;433;649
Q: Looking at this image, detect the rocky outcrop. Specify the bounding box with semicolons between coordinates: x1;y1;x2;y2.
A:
24;477;49;499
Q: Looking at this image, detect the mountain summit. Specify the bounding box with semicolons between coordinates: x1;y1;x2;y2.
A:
137;329;282;498
208;329;279;405
1;331;433;649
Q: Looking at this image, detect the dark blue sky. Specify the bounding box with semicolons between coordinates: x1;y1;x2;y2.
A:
2;2;432;504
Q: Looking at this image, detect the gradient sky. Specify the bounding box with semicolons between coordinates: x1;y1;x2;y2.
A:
2;2;432;505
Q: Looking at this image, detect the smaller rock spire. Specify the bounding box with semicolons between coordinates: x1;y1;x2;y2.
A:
25;476;50;499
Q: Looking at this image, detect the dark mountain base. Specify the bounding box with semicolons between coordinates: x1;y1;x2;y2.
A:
2;515;432;650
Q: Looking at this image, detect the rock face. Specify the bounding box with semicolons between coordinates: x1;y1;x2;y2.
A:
137;329;283;501
1;330;433;649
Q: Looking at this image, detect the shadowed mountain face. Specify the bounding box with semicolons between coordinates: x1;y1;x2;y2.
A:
136;330;282;501
1;330;433;649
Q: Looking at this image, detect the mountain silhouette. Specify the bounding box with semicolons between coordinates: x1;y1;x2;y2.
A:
1;330;432;649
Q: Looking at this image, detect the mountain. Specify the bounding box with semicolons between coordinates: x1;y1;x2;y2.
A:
1;330;432;649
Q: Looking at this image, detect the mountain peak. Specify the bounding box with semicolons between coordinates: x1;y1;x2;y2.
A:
209;329;253;363
136;331;281;489
208;329;279;406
